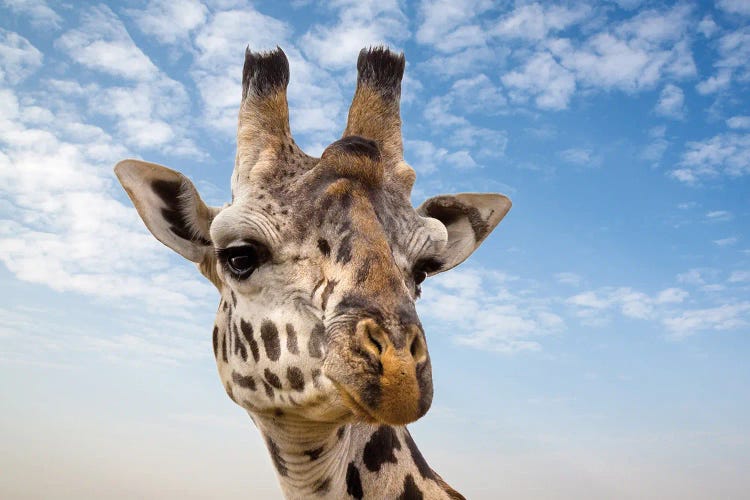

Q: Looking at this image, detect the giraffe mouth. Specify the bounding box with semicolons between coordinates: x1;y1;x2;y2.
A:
330;380;379;424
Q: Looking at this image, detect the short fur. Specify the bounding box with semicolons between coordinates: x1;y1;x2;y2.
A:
114;45;511;500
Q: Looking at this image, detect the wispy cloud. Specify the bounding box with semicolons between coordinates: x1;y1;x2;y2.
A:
696;26;750;95
1;0;61;29
655;84;685;119
714;236;738;247
0;29;42;84
663;302;750;338
127;0;208;45
420;268;563;353
671;132;750;183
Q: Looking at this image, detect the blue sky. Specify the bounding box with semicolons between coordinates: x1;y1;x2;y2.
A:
1;0;749;498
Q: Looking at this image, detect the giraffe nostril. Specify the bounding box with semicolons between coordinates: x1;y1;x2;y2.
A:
409;333;427;363
368;330;383;355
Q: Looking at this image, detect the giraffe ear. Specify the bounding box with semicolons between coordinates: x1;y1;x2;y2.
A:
114;159;219;263
417;193;511;273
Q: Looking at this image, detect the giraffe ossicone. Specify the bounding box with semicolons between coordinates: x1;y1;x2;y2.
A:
115;46;511;499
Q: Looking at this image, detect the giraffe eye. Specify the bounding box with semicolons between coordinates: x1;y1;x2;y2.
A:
217;243;270;279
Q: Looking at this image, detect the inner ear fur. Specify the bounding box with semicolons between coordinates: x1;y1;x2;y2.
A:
417;193;511;273
114;159;218;263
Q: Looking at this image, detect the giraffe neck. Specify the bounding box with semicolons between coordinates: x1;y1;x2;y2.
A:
252;414;464;499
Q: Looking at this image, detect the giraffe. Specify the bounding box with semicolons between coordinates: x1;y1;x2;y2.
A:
115;46;511;499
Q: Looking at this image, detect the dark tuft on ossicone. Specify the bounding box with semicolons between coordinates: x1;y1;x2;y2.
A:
242;47;290;99
356;46;405;98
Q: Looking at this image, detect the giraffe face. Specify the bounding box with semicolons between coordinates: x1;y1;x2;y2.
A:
114;46;511;427
208;137;449;424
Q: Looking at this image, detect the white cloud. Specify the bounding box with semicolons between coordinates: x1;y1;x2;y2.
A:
555;272;582;286
419;268;563;353
493;3;591;41
419;46;498;78
449;73;507;113
559;147;600;167
697;27;750;94
705;210;732;221
1;0;61;29
55;5;160;81
50;6;202;155
655;84;685;119
567;287;655;320
127;0;208;44
655;288;688;304
671;133;750;183
663;302;750;338
0;29;42;84
301;0;408;69
404;139;478;174
716;0;750;16
0;87;214;314
727;116;750;129
677;268;705;285
697;16;719;38
190;6;345;145
416;0;491;53
502;51;576;110
714;237;738;247
419;79;507;163
641;125;669;165
729;271;750;283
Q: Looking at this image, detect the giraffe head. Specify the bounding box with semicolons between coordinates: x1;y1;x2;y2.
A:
115;47;510;426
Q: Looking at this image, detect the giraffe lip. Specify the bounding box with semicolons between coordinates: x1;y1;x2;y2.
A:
330;380;378;424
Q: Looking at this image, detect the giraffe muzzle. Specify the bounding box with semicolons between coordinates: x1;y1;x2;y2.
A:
325;318;433;426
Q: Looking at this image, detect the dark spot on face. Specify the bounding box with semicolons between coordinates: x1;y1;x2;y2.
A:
287;366;305;391
403;430;434;480
240;320;260;363
311;368;322;389
363;426;401;472
261;320;281;361
356;257;372;284
230;290;237;306
232;323;247;360
264;368;282;389
321;279;337;311
212;326;219;358
346;462;363;499
337;425;346;440
221;327;228;362
262;380;274;400
150;179;211;246
336;233;352;264
286;324;299;355
232;371;256;391
308;322;325;358
265;436;288;477
317;238;331;256
397;474;423;500
304;446;324;461
222;300;228;311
